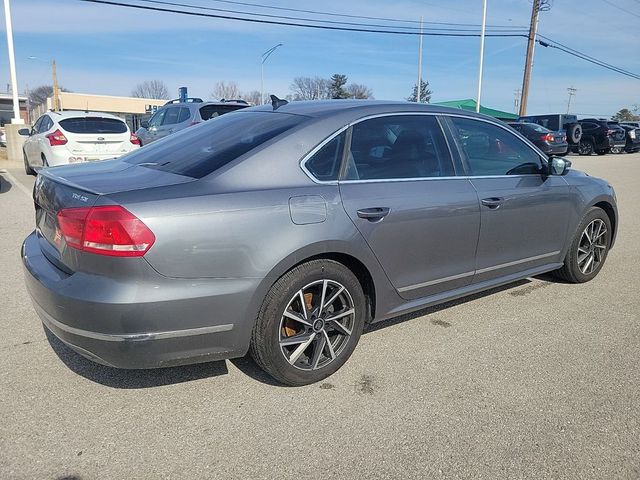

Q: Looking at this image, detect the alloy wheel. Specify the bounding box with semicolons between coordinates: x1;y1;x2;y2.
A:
577;219;607;275
278;279;355;371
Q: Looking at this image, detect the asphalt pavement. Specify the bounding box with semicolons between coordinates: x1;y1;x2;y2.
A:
0;152;638;479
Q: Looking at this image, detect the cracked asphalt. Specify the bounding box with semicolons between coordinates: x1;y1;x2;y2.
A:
0;152;638;479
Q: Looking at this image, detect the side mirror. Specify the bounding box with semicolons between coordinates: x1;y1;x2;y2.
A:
140;121;149;129
18;128;30;136
549;156;571;175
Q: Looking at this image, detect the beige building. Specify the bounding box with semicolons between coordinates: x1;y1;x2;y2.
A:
31;92;166;130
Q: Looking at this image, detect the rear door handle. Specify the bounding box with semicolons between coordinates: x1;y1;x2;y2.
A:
481;197;504;209
357;207;390;221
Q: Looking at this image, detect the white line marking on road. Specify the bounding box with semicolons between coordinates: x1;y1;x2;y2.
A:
1;169;33;198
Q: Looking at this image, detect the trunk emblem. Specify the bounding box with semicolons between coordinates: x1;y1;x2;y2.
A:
97;137;105;141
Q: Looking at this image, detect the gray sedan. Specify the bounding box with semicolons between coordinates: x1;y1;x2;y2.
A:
22;100;618;386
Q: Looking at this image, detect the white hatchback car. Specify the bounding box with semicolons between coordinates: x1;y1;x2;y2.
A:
19;111;140;175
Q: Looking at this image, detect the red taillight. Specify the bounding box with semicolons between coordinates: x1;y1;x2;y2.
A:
130;133;141;145
47;129;68;146
540;134;554;142
56;205;155;257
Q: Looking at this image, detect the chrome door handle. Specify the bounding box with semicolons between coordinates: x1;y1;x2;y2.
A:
481;197;504;209
357;207;390;221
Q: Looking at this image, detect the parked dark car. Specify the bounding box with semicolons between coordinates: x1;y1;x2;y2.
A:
620;124;640;153
578;119;626;155
518;113;582;154
22;100;618;386
136;98;249;145
507;122;568;155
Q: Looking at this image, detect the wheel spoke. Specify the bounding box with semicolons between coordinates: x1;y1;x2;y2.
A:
323;330;336;360
287;332;316;365
280;331;315;347
318;280;328;316
328;318;352;336
578;251;590;265
583;253;594;274
282;308;312;327
583;228;592;243
326;308;355;323
578;246;589;254
311;333;327;370
594;244;606;250
297;290;309;321
321;286;344;315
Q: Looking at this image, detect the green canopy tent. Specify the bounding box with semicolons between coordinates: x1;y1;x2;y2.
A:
433;99;518;121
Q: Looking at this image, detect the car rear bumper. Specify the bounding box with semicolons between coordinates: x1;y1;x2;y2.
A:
46;148;138;167
540;142;569;155
22;231;258;368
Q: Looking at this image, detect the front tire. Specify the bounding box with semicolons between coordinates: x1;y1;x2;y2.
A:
553;207;611;283
250;259;366;386
23;152;35;176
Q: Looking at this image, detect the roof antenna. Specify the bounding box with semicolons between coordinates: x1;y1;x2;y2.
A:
270;94;288;110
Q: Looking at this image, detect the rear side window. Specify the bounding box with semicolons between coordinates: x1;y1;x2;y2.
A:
346;115;454;180
449;117;542;176
199;105;246;120
124;112;305;178
59;117;128;134
305;132;346;181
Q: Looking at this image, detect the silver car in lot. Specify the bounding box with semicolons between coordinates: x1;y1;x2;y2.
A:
22;100;618;386
135;99;248;145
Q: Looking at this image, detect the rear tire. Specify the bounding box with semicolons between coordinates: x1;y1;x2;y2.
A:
250;259;366;386
553;207;611;283
23;152;35;176
578;140;594;156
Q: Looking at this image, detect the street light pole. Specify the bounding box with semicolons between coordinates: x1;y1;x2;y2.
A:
476;0;488;113
260;43;283;105
3;0;23;123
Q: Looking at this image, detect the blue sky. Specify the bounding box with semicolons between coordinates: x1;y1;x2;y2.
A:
1;0;639;117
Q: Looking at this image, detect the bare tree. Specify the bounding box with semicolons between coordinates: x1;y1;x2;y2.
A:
241;90;262;105
28;85;71;108
212;81;240;100
290;76;330;100
346;83;374;99
131;80;170;99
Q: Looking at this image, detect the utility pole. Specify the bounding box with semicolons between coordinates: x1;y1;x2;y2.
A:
417;16;424;102
566;86;577;114
52;59;60;111
519;0;551;116
475;0;488;113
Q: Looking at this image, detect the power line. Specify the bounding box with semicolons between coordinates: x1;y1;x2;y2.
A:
137;0;527;32
599;0;640;19
76;0;529;37
201;0;528;29
537;34;640;80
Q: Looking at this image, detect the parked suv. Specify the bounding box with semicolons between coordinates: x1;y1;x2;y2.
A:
507;122;568;155
619;124;640;153
19;111;140;175
518;114;582;155
136;98;249;145
577;118;626;156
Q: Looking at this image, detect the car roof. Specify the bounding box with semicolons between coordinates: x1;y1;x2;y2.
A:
47;111;125;121
249;99;501;121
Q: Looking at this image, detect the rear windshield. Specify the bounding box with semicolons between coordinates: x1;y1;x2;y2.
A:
124;111;305;178
524;123;551;133
59;117;128;134
199;104;247;120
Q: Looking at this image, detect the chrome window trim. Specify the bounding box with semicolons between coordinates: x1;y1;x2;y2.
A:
299;111;549;185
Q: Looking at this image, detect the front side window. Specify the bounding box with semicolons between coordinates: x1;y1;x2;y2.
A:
346;115;454;180
178;107;191;123
305;132;346;181
162;107;181;125
449;117;542;176
148;109;165;128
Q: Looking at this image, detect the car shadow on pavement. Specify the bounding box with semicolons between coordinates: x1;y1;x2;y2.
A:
44;327;229;389
0;172;13;194
365;279;532;333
